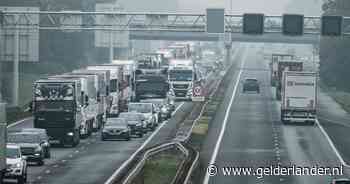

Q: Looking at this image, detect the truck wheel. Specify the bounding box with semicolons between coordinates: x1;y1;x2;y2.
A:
72;133;80;147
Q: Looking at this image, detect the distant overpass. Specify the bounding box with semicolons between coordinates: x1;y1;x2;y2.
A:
129;31;320;44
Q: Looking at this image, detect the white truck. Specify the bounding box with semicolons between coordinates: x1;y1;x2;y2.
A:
111;60;136;105
0;103;6;182
87;65;124;117
168;59;195;101
49;74;97;136
72;70;107;130
281;71;317;124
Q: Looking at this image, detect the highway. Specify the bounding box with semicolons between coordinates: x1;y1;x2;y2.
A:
201;45;350;184
5;102;190;184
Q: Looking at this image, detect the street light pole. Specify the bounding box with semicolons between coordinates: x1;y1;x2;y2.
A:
13;28;19;107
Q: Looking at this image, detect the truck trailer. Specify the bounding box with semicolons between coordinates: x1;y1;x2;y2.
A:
87;65;123;116
270;54;295;86
281;71;317;124
72;70;107;130
275;60;303;100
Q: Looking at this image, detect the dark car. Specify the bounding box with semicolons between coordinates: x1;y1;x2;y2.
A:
119;112;145;137
331;179;350;184
8;132;46;166
243;78;260;93
21;128;51;158
101;118;131;141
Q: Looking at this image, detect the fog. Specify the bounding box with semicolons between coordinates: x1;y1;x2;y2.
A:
178;0;322;15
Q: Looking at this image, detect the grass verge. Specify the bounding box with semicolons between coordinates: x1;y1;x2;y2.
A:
141;152;183;184
320;81;350;113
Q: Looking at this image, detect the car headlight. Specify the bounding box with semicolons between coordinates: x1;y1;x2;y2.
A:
102;129;109;133
136;122;143;127
11;163;22;168
67;132;74;136
161;107;168;113
122;129;129;133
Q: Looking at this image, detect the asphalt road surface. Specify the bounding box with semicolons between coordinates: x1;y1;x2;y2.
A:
201;45;350;184
5;102;188;184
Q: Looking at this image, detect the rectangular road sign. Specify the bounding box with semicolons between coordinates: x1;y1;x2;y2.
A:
206;8;225;34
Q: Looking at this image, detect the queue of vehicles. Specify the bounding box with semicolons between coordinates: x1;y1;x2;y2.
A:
0;42;221;183
268;53;318;124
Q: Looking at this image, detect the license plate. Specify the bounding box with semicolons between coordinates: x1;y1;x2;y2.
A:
49;140;60;144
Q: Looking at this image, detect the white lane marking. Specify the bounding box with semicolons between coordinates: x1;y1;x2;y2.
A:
7;117;33;128
104;102;185;184
203;49;248;184
315;119;350;167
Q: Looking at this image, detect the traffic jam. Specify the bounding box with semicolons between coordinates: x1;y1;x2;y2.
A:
1;42;223;184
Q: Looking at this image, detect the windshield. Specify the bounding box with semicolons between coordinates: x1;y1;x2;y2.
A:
110;79;118;93
128;104;152;113
34;83;74;101
105;119;127;127
8;134;41;144
169;70;193;81
119;113;141;121
6;147;20;159
34;101;74;112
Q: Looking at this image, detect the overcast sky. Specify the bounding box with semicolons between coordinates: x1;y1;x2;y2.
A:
178;0;313;14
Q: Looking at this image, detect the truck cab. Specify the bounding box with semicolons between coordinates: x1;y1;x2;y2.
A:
32;79;82;146
48;74;98;136
168;59;195;101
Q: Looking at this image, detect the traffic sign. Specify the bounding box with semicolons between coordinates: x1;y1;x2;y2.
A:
193;86;202;96
192;84;205;102
206;8;225;34
322;16;343;36
283;14;304;36
243;13;264;35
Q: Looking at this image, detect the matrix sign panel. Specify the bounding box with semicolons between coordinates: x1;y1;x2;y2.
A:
206;8;225;34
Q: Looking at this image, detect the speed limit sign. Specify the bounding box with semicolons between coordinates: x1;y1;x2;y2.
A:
192;85;205;102
194;86;202;96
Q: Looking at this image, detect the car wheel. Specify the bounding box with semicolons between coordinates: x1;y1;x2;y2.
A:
17;174;25;184
126;135;131;141
101;136;106;141
151;126;156;131
46;149;51;158
38;159;44;166
138;133;143;138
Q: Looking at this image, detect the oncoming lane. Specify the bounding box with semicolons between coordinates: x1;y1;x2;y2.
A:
202;45;347;184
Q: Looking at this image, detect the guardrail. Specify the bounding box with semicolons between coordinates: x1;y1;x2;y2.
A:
106;64;230;184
